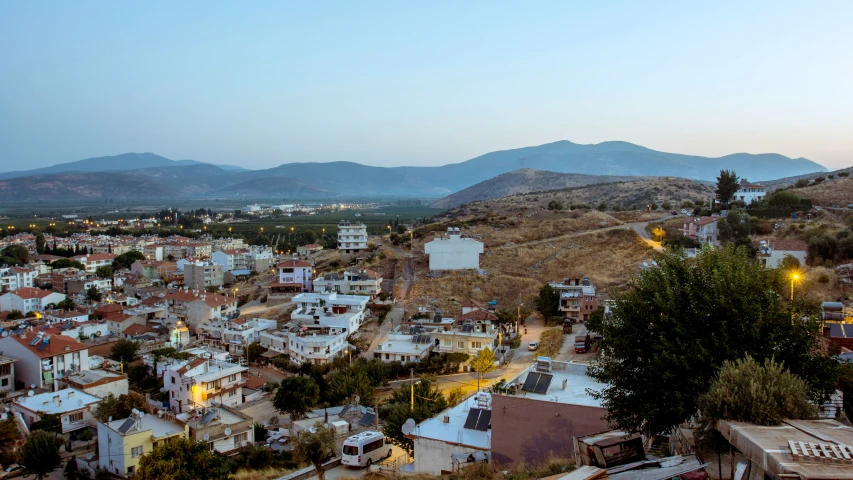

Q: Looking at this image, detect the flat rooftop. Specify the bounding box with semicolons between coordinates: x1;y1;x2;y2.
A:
414;393;490;450
15;388;101;415
105;414;185;439
505;361;603;408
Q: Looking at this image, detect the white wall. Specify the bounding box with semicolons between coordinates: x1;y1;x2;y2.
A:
425;237;483;271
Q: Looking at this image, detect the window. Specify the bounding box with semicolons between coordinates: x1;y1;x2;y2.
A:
457;341;465;349
0;379;6;387
343;444;359;456
229;390;236;397
363;439;384;453
68;412;83;422
130;447;142;459
471;342;482;349
0;364;10;376
234;432;248;444
206;381;216;390
228;374;237;382
171;376;175;384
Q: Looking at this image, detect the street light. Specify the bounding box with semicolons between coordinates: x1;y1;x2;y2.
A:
344;348;351;366
791;273;800;301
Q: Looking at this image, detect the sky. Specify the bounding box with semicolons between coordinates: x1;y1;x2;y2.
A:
1;1;852;171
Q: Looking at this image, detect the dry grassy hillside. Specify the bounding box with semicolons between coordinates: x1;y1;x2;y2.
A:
789;177;853;207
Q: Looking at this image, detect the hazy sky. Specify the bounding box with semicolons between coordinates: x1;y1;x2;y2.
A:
2;1;852;170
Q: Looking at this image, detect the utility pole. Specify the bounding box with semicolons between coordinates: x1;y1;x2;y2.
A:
374;401;379;431
410;368;415;412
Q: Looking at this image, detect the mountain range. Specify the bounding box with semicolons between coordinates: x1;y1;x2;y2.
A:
0;141;828;202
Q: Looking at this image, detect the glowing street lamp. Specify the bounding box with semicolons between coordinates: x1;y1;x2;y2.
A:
791;272;800;300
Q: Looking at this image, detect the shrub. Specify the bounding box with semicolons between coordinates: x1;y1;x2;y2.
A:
839;171;850;177
829;174;835;180
795;179;810;188
814;176;825;184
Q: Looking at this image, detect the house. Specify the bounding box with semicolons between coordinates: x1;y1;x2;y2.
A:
0;287;67;314
424;228;484;271
66;277;112;295
64;369;129;399
296;243;323;257
0;331;89;391
549;277;598;321
291;292;369;332
337;220;368;253
130;260;176;280
431;318;498;355
98;410;188;477
0;266;37;292
374;334;434;363
71;253;118;273
181;405;254;454
183;262;224;289
122;323;158;340
44;320;109;342
103;313;146;336
758;239;808;268
735;182;766;204
186;293;238;333
411;392;492;475
682;216;720;246
211;247;273;273
271;259;313;294
0;356;17;393
13;388;101;437
164;357;248;413
490;359;608;465
196;317;276;358
313;268;383;297
260;325;350;365
717;419;853;480
46;310;89;323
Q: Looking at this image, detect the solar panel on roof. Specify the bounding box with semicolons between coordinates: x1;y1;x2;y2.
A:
533;373;554;394
117;417;136;434
37;342;48;351
29;336;41;346
521;372;541;392
474;409;491;431
359;412;376;426
464;408;482;429
200;410;217;426
339;404;351;416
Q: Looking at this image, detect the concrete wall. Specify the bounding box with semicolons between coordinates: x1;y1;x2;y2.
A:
766;250;807;269
413;436;487;475
490;395;608;465
424;237;483;271
82;378;129;399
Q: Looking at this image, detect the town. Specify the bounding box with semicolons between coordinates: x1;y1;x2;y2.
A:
0;170;852;480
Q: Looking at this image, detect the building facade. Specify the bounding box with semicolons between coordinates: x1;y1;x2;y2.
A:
337;221;368;253
424;228;483;271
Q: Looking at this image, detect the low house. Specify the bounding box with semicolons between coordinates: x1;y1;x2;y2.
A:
122;323;158;340
103;313;146;336
758;239;808;268
735;182;766;204
13;388;101;437
431;319;498;356
0;287;67;314
180;405;254;454
312;268;383;297
164;357;248;413
46;310;89;323
98;410;188;477
196;317;277;358
64;369;129;399
0;331;89;391
424;227;484;271
291;292;369;333
374;334;434;363
259;325;349;365
0;356;17;393
272;259;313;294
186;293;238;333
297;243;323;257
71;253;118;274
682;217;720;246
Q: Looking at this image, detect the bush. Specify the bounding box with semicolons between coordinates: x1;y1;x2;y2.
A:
829;174;835;180
795;179;810;188
814;176;825;184
840;171;850;177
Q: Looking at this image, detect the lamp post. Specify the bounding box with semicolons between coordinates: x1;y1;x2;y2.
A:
791;273;799;301
344;348;351;366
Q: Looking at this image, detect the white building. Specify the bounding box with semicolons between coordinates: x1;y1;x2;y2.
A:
272;259;313;293
735;182;766;204
432;320;498;356
337;220;368;253
181;405;254;455
313;268;383;297
98;411;188;477
71;253;118;273
0;287;67;314
164;357;248;413
0;356;16;393
0;266;37;292
291;292;369;332
211;247;273;273
758;239;809;268
259;325;350;365
197;317;277;357
374;334;434;363
548;277;598;321
13;388;101;437
412;392;492;475
682;217;720;246
0;331;89;391
424;228;483;271
65;369;129;399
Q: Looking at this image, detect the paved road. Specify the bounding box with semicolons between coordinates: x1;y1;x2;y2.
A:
305;445;410;480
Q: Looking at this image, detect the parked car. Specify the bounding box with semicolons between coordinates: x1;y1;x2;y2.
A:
680;208;688;214
528;341;539;351
574;333;591;354
671;210;678;215
0;464;23;479
847;204;853;209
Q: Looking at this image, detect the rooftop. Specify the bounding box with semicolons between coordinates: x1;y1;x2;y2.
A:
376;334;433;355
277;259;312;268
9;287;55;299
65;369;126;389
15;388;101;415
504;361;603;408
104;413;185;439
8;331;88;359
414;393;491;450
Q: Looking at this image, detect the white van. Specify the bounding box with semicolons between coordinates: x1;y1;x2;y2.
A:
341;431;392;467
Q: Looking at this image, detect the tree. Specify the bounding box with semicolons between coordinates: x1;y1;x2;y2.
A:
112;250;145;270
840;171;850;177
292;423;337;480
109;339;141;364
93;392;150;422
78;429;94;447
780;254;801;271
51;259;87;270
64;455;81;480
85;286;102;303
589;245;837;437
326;370;375;406
699;356;818;426
6;310;24;320
273;376;319;420
35;234;46;255
470;347;496;391
661;202;672;210
94;265;113;279
383;378;448;453
136;437;230;480
30;413;61;433
534;284;561;320
715;170;740;206
56;298;76;311
20;430;62;480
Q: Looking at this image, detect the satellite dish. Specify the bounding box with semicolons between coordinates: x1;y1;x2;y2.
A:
29;384;36;389
77;399;83;406
27;390;34;397
203;433;210;441
224;428;232;436
1;413;7;421
132;408;140;415
139;412;145;419
86;454;93;461
401;418;416;436
108;416;113;423
1;331;8;338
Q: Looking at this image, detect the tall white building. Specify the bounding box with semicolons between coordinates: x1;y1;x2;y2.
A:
735;182;766;204
337;220;368;253
424;228;484;271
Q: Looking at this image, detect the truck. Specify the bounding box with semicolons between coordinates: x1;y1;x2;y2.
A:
574;333;590;353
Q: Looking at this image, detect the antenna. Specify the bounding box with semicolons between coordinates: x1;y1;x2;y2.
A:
203;433;210;442
27;390;34;397
225;428;232;436
401;418;416;436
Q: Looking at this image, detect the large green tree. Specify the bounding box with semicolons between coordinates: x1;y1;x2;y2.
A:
292;423;336;480
20;430;62;480
383;378;448;453
273;376;320;420
589;245;837;437
136;437;230;480
93;392;150;423
715;169;740;206
0;245;29;266
534;284;561;320
109;339;142;364
112;250;145;270
699;356;819;426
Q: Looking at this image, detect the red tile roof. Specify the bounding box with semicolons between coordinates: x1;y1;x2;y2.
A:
103;313;134;323
175;357;207;375
12;287;55;300
458;309;498;322
94;304;124;316
460;299;485;309
123;324;156;336
688;216;720;226
9;332;88;359
276;259;312;268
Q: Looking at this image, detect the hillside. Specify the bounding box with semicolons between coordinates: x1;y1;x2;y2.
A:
431;169;653;208
0;141;825;201
440;177;715;218
787;177;853;207
760;166;853;190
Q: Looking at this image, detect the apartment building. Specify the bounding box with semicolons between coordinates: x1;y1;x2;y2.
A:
164;357;248;413
71;253;118;273
13;388;101;438
312;268;382;297
291;292;369;332
0;356;16;393
99;410;188;477
0;330;90;391
184;262;224;289
735;182;766;204
432;320;498;355
682;216;720;246
272;259;313;293
0;266;37;292
259;325;349;365
211;247;274;273
548;276;598;321
182;405;254;455
337;220;368;253
197;317;277;357
0;287;67;314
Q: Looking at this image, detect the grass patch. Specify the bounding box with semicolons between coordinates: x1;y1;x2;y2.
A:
539;328;564;358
